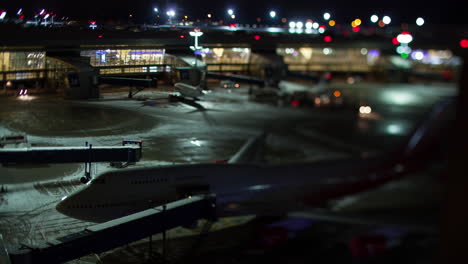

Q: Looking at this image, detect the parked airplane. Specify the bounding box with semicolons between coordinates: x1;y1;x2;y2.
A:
277;77;328;95
56;98;454;223
173;82;206;100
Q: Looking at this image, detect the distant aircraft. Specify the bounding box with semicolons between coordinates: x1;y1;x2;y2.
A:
277;77;328;95
277;76;343;107
56;98;454;224
173;82;205;100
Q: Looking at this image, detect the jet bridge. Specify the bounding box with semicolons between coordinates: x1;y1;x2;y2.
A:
0;141;142;164
206;72;266;87
8;195;217;264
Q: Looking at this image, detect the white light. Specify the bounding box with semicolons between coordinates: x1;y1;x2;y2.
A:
361;48;368;55
227;9;234;16
190;140;202;146
305;21;313;29
318;27;325;34
44;14;50;19
416;17;425;26
371;15;379;23
296;21;303;29
397;33;413;44
305;29;313;34
396;45;412;54
289;21;296;28
269;10;276;18
359;106;372;114
0;11;5;20
323;12;331;20
323;48;332;55
189;31;203;37
207;14;212;18
285;48;295;54
231;14;235;19
266;27;283;33
166;10;175;17
412;50;425;60
383;16;391;25
383;90;418;105
40;9;45;15
312;22;319;29
61;196;68;201
17;8;22;15
387;124;402;135
153;8;158;12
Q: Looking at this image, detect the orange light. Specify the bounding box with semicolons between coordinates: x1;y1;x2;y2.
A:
329;20;336;27
378;20;385;27
281;17;287;23
333;91;341;97
354;18;362;26
351;21;356;28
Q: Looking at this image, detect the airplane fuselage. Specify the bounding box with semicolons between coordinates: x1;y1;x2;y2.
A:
56;158;398;223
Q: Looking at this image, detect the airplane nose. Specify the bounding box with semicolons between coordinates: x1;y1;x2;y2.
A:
56;196;69;215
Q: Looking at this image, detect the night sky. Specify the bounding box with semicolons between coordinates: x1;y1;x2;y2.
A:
2;0;464;25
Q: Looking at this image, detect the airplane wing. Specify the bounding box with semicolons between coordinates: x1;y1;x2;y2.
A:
288;209;438;233
227;132;267;164
288;154;444;234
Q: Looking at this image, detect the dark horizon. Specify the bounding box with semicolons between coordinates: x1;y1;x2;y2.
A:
1;1;466;25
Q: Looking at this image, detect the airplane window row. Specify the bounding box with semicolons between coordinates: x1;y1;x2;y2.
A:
66;201;136;209
66;199;171;209
130;178;168;184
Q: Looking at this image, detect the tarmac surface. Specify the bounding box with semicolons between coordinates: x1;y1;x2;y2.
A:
0;80;456;263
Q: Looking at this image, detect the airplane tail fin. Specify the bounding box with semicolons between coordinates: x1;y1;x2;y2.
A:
228;132;268;164
394;97;455;164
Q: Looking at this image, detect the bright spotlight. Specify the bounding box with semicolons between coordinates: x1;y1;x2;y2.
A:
397;32;413;44
166;10;175;17
370;15;379;23
296;21;304;29
416;17;425;26
411;50;425;60
269;10;276;18
227;9;234;16
323;12;331;20
382;16;391;25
